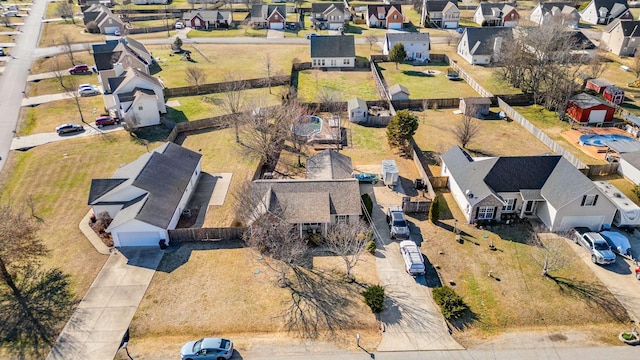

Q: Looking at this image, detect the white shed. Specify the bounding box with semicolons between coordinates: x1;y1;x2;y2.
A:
348;97;368;123
619;151;640;185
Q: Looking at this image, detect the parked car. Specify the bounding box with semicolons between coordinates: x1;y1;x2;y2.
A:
387;206;410;240
175;21;184;29
4;10;19;17
95;116;119;127
400;240;425;276
68;64;90;74
599;231;631;256
573;227;616;265
55;123;84;135
114;29;121;36
78;85;100;97
180;338;233;360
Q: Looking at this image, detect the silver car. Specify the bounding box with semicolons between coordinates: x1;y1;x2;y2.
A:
180;338;233;360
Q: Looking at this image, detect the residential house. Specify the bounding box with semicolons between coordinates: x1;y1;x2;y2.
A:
530;2;580;28
389;84;410;101
382;32;430;62
457;27;513;65
310;35;355;68
310;2;349;30
82;4;123;35
133;0;167;4
601;19;640;56
580;0;631;25
366;4;405;29
182;10;232;29
99;63;166;128
88;142;202;247
459;97;491;118
440;146;616;231
92;37;154;74
586;78;615;93
422;0;460;29
306;149;353;180
249;178;362;237
348;97;368;123
473;2;519;27
250;4;286;29
567;31;598;60
566;93;616;124
619;151;640;184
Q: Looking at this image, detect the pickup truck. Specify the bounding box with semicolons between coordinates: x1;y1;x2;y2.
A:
573;227;616;265
386;206;410;240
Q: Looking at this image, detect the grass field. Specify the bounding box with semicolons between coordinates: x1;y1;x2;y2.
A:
19;97;105;135
38;21;104;47
0;132;163;356
25;77;82;97
165;86;287;122
150;44;306;87
31;52;95;74
297;69;379;102
45;2;81;19
378;61;481;99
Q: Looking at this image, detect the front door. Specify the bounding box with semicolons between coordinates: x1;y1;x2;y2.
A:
524;200;536;214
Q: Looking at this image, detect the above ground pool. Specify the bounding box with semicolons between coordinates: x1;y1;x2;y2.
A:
293;115;323;138
579;134;635;147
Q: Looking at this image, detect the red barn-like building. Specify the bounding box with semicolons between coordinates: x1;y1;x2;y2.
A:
586;78;614;94
566;93;616;124
603;86;625;104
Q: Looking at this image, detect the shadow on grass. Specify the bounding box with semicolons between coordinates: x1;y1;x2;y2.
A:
156;240;245;273
131;125;172;143
163;106;189;123
283;266;359;339
447;307;479;331
343;24;363;35
402;70;431;77
548;275;630;322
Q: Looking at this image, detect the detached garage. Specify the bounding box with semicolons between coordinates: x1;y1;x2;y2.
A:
566;93;616;124
619;151;640;185
88;142;202;248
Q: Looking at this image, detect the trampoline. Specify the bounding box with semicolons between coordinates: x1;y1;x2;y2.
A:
294;116;323;138
579;134;635;147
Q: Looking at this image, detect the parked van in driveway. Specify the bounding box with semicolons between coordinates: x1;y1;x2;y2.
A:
400;240;425;276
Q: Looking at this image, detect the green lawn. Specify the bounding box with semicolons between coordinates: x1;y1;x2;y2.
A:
379;61;481;99
165;86;287;122
296;69;379;102
19;97;105;135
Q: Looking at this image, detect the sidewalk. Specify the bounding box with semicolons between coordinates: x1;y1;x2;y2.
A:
79;210;111;255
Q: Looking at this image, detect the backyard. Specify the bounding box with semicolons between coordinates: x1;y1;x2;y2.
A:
378;61;481;99
297;69;379;102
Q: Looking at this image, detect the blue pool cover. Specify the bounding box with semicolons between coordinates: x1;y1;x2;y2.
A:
579;134;635;147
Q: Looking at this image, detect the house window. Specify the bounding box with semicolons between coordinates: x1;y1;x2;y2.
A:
330;59;336;66
321;59;325;66
502;198;516;212
343;58;350;65
313;59;317;66
416;52;422;58
336;215;348;224
477;206;495;220
393;14;397;19
581;194;599;207
138;106;143;110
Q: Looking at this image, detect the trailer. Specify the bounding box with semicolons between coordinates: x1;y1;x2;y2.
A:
381;160;399;188
593;181;640;229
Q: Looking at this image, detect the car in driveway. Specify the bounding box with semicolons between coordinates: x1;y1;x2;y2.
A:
78;85;100;97
600;231;631;256
573;227;616;265
400;240;425;276
55;123;84;135
175;21;184;29
180;338;233;360
95;116;119;127
68;64;90;74
387;206;410;240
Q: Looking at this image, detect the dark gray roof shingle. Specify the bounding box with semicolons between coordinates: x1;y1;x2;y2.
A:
310;35;355;58
306;149;353;180
570;93;614;109
425;0;458;12
87;178;127;204
463;27;513;55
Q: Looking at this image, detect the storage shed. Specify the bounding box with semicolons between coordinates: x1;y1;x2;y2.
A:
388;84;410;101
566;93;616;124
586;78;614;94
459;97;492;118
348;97;368;123
603;85;625;105
619;150;640;184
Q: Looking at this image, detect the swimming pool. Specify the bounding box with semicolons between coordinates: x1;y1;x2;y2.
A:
294;116;323;138
579;134;635;147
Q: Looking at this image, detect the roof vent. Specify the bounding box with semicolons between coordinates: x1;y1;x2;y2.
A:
614;192;622;198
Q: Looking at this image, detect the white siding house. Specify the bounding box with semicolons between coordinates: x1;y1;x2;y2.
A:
310;35;356;68
619;151;640;184
382;32;430;62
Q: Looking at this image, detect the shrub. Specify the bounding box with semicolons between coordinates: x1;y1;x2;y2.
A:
361;193;373;221
362;284;385;313
307;233;324;247
366;239;376;255
432;286;468;320
429;195;440;223
86;21;100;34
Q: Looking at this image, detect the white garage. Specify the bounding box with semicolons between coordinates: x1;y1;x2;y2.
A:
388;22;403;29
559;216;605;232
269;21;284;29
588;110;607;124
444;21;458;29
113;231;162;247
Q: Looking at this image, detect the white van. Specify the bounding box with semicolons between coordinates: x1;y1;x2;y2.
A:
4;10;18;17
399;240;425;276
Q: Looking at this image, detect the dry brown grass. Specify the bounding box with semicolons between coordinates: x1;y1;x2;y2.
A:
31;51;95;73
38;22;104;47
19;96;106;135
416;193;629;344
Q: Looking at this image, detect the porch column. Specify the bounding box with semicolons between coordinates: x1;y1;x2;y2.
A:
299;223;302;238
520;202;526;218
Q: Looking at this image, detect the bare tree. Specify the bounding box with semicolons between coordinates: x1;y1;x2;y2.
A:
55;1;75;24
632;51;640;79
324;221;370;282
185;66;207;95
60;33;76;66
586;48;607;80
264;53;273;94
51;58;86;124
219;73;247;143
366;34;378;50
317;88;342;115
282;100;312;166
527;232;571;277
452;115;480;149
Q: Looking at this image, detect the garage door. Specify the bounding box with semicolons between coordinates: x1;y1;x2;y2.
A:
104;26;119;35
115;231;162;247
444;21;458;29
559;216;605;232
588;110;607;124
270;22;284;30
388;22;402;30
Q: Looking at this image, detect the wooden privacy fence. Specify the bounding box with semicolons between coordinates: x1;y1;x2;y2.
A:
429;176;449;188
585;163;619;176
402;196;431;213
410;139;436;199
168;227;247;243
497;98;588;170
444;55;494;98
370;61;390;101
165;76;290;97
393;98;460;110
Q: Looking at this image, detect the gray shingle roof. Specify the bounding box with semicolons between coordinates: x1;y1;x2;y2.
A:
388;84;409;96
588;78;615;88
348;97;367;111
306;149;353;180
311;2;345;14
183;10;232;23
310;35;355;58
463;27;513;55
366;4;404;19
484;156;562;192
385;32;430;45
478;2;516;17
440;146;497;206
570;93;614;109
541;157;598;208
620;150;640;168
604;19;640;36
462;97;492;105
87;178;127;204
425;0;458;12
250;4;285;21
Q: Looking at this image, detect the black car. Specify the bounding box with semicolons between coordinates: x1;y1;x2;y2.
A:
55;123;84;135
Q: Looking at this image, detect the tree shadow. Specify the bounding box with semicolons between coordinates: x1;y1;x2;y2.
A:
447;307;479;331
0;266;77;359
402;70;431;77
130;125;172;143
163;106;189;124
283;266;358;339
548;276;630;322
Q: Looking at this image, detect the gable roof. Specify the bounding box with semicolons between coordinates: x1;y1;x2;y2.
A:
385;32;430;45
586;0;629;14
306;150;353;180
484;156;561;192
92;37;153;72
569;30;597;50
311;2;345;14
463;27;513;55
348;97;367;111
117;87;157;103
89;142;202;230
604;19;640;36
310;35;355;58
620;150;640;168
108;67;163;94
183;10;232;23
388;83;410;96
478;2;516;17
588;78;615;88
425;0;459;12
251;4;285;21
366;4;403;18
570;92;614;109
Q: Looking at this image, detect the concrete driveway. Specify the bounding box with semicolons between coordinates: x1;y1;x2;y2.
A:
11;124;125;150
46;248;164;360
560;231;640;323
362;183;463;351
267;29;285;39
